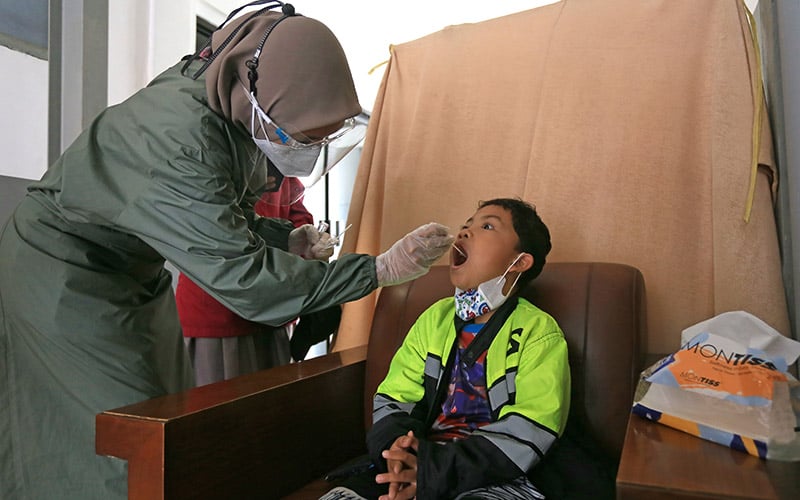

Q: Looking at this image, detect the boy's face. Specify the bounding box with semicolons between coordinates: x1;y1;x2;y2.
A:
450;204;524;291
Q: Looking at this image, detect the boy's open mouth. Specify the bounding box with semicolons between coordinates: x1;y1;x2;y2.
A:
452;244;468;267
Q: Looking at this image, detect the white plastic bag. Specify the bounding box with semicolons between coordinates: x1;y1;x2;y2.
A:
632;311;800;461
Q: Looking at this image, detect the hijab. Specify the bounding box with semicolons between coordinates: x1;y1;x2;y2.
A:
203;9;361;139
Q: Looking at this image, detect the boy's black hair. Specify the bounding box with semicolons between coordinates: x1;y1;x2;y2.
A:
478;197;551;291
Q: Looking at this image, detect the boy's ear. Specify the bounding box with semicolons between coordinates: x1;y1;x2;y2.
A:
514;253;534;273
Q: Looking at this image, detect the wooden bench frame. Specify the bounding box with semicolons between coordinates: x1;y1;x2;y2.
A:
97;347;368;499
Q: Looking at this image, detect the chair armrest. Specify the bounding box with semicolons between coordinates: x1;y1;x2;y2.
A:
96;346;368;500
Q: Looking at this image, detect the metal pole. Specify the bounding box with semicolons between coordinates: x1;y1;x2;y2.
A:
48;0;109;167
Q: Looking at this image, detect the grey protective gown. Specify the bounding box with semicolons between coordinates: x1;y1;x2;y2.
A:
0;60;377;499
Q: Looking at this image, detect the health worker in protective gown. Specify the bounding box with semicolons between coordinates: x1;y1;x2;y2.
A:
0;2;453;498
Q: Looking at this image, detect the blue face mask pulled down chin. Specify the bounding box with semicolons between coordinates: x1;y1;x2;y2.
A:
454;254;523;321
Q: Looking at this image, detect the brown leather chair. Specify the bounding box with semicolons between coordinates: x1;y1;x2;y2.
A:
365;262;646;462
96;262;645;499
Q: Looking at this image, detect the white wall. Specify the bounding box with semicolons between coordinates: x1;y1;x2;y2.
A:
0;45;47;179
106;1;154;106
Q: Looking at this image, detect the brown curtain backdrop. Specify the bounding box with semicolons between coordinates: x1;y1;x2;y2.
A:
336;0;790;355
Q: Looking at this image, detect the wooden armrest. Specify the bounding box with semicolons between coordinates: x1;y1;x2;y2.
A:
96;346;368;500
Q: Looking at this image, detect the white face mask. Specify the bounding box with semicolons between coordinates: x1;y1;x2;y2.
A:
249;101;322;178
454;254;524;321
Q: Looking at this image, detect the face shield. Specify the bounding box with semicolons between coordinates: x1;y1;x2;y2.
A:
245;88;366;205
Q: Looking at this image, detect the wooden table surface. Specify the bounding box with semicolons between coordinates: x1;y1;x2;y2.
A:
616;415;800;499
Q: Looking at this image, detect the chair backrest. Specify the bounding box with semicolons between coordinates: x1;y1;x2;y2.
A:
364;262;646;460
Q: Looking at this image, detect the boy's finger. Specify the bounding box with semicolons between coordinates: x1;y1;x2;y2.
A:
376;470;416;484
382;449;416;464
394;486;417;500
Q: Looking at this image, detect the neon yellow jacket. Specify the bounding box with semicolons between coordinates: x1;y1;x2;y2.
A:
369;296;570;499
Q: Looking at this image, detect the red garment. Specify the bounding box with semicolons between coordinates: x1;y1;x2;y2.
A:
176;179;315;337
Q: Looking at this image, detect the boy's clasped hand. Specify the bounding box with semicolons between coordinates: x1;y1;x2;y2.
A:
376;431;419;500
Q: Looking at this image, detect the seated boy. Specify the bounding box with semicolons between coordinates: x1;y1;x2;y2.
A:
323;198;570;500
